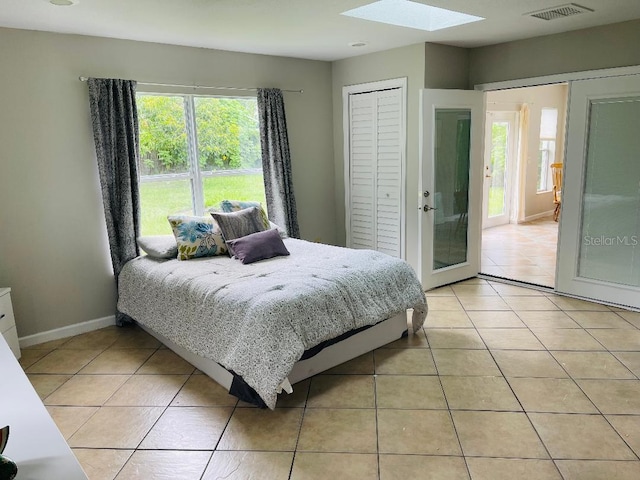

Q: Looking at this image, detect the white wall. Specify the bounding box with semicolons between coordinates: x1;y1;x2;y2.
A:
469;19;640;86
486;84;568;220
0;27;334;337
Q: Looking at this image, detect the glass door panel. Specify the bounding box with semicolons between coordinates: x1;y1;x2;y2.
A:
487;121;508;218
482;111;517;229
578;97;640;287
433;109;471;270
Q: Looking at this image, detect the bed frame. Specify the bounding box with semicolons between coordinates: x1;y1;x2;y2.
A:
138;311;408;403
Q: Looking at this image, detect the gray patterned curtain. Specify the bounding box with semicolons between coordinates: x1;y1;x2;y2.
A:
88;78;140;325
257;88;300;238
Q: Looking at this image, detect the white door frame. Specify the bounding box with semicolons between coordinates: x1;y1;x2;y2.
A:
556;75;640;308
342;78;407;259
475;65;640;92
419;89;485;290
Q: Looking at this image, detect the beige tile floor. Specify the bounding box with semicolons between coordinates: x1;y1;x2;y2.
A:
482;217;559;288
19;278;640;479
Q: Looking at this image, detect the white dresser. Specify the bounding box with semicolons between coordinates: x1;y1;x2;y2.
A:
0;333;88;479
0;287;20;359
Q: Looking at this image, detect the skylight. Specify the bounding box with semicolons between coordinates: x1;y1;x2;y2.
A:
341;0;484;32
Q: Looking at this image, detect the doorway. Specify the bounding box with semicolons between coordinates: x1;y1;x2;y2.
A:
480;84;568;288
419;68;640;306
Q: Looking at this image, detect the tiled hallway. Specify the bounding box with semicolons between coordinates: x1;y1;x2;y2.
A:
19;278;640;479
481;217;558;287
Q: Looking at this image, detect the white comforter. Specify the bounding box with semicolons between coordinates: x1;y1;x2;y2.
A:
117;239;427;408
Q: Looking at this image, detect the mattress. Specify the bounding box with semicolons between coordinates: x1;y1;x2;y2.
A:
118;238;427;408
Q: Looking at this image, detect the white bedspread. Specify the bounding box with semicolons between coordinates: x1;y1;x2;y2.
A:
117;239;427;408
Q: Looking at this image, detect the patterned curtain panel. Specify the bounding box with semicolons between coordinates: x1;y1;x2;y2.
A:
257;88;300;239
88;78;140;324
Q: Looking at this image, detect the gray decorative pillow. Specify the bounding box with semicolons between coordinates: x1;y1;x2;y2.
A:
226;229;290;264
137;235;178;259
211;206;267;243
219;200;270;229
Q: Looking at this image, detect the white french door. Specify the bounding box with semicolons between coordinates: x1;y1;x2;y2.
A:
419;89;485;290
557;75;640;308
482;111;518;229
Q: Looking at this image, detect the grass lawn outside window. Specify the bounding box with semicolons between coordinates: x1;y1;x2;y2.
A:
140;174;267;235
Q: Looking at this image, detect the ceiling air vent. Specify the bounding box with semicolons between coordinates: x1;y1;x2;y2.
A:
526;3;593;21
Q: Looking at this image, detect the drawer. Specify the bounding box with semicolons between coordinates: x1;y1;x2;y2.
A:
0;293;16;333
2;325;21;359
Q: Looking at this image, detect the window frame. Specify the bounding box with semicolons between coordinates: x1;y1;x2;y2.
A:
137;91;264;220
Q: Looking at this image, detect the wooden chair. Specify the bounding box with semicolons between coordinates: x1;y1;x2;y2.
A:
550;163;563;221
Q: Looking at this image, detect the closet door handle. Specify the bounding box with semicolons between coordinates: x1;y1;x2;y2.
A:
0;314;5;320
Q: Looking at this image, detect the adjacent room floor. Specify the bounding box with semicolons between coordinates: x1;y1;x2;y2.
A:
481;216;559;288
19;278;640;480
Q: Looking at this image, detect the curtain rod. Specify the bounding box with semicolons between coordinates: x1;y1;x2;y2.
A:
78;76;303;93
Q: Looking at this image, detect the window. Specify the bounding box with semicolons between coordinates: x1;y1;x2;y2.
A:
537;107;558;192
137;94;266;235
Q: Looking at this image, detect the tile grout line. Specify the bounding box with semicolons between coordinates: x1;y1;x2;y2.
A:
452;284;572;476
493;289;640;467
287;378;313;480
106;341;170;480
425;333;473;480
197;377;240;480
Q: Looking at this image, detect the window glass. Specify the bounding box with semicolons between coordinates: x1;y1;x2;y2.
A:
540;108;558;138
194;97;265;212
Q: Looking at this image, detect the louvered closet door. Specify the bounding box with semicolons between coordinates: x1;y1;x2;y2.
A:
348;88;402;257
349;93;376;250
375;89;402;257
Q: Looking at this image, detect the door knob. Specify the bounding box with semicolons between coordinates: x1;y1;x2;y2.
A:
423;205;437;212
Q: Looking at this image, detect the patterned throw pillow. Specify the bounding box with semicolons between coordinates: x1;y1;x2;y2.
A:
210;207;267;254
219;200;269;229
167;215;228;261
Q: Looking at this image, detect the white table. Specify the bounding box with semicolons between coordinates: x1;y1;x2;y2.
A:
0;288;20;359
0;334;87;479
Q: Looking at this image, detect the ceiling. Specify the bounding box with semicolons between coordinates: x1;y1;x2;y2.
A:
3;0;640;61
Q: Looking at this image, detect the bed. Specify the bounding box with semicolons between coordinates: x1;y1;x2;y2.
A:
117;238;427;408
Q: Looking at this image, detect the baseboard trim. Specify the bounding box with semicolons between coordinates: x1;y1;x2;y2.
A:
18;315;116;348
521;210;555;223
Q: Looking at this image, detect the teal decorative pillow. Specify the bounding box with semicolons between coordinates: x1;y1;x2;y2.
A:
219;200;269;229
168;215;228;260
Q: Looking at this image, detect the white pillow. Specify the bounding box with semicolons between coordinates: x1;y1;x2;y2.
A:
269;221;289;239
137;235;178;259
